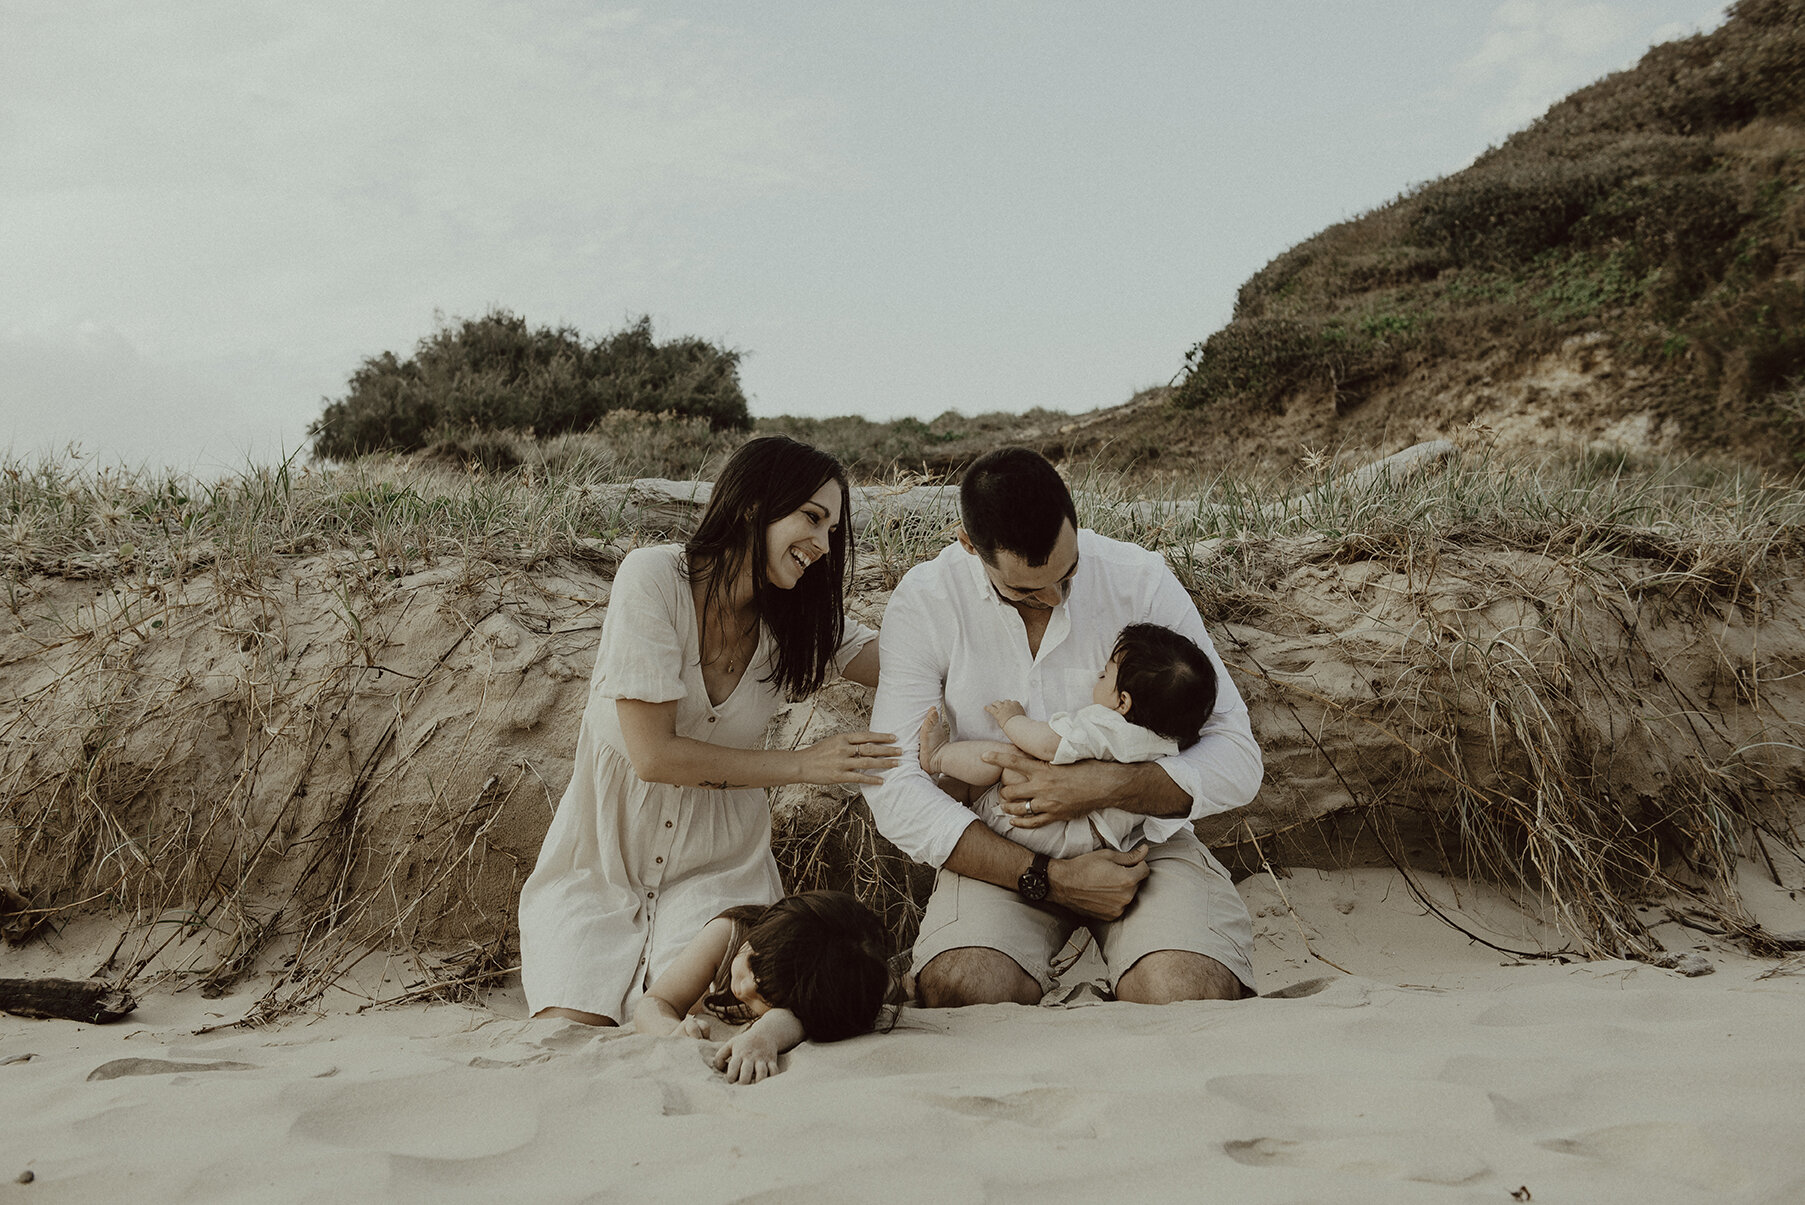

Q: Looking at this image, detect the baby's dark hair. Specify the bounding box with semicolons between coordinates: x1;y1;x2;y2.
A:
1111;623;1218;750
705;890;889;1043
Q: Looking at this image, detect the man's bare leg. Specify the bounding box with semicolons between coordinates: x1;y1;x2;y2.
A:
534;1006;618;1026
916;946;1041;1007
1115;950;1243;1004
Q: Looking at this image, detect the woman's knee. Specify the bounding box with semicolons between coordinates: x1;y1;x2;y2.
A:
916;947;1041;1008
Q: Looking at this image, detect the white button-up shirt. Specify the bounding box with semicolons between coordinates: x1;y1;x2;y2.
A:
867;528;1263;867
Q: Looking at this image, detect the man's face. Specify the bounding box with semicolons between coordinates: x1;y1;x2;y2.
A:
971;519;1079;612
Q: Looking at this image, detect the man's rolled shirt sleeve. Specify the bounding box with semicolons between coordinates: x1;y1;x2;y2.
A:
1136;556;1264;846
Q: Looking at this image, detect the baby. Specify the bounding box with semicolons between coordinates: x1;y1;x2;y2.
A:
918;622;1218;859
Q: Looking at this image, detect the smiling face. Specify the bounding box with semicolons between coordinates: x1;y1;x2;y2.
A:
729;942;774;1018
763;479;842;590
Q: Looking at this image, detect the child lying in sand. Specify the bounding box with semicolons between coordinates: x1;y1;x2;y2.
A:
919;623;1217;860
634;890;890;1083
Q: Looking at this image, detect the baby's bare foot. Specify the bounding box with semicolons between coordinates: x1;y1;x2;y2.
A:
918;706;948;775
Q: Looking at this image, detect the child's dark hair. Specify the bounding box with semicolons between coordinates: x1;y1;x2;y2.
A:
1111;623;1218;750
685;435;853;698
705;891;889;1043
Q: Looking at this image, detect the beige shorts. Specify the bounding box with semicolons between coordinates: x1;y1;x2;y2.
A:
909;828;1256;995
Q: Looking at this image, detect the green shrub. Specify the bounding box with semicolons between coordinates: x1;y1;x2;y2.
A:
309;312;751;461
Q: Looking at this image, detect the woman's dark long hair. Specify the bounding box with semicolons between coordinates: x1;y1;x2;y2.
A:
685;435;852;698
702;891;890;1042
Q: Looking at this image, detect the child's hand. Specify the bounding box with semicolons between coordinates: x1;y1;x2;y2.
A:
676;1014;715;1040
986;700;1026;726
712;1027;784;1084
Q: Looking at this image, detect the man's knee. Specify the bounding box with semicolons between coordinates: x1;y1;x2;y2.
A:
1115;950;1244;1004
917;946;1041;1008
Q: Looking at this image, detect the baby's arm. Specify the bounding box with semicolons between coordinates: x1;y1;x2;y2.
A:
989;700;1062;762
634;915;735;1036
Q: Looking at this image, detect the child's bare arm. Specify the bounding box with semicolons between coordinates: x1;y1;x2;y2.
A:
713;1007;807;1083
635;916;735;1036
999;713;1061;762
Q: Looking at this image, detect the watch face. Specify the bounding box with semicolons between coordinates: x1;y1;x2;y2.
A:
1017;860;1050;902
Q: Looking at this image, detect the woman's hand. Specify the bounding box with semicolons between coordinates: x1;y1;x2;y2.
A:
676;1014;715;1040
796;730;901;786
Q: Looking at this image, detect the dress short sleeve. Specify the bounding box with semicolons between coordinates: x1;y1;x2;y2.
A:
592;546;690;705
832;618;879;677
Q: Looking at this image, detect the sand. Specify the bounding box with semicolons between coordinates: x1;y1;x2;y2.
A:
6;866;1803;1205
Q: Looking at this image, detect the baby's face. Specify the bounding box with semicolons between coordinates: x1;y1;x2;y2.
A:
1092;655;1124;710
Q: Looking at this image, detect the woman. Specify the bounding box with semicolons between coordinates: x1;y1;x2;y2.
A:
519;435;899;1026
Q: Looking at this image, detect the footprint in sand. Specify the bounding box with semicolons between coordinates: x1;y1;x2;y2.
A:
289;1073;538;1160
1223;1134;1490;1186
1540;1122;1751;1191
87;1058;256;1081
930;1087;1096;1138
1212;1073;1494;1186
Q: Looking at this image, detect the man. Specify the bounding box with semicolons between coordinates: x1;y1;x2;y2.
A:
866;447;1262;1007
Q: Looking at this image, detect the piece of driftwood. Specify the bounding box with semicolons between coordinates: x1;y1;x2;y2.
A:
0;977;137;1023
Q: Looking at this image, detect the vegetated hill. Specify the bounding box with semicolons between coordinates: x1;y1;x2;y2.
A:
1175;0;1805;472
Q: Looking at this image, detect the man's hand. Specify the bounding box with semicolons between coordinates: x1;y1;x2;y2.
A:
985;747;1116;826
1048;847;1149;920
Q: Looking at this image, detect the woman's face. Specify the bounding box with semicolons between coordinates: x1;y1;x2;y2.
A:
730;942;773;1018
762;479;842;589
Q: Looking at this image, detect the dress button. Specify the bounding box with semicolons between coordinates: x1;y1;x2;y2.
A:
665;820;673;828
707;716;716;723
655;856;663;864
647;890;655;899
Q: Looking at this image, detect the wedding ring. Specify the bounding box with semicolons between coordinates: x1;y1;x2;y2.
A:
1025;801;1034;815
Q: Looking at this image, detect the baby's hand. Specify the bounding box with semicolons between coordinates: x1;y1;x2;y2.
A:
986;700;1026;726
676;1014;714;1040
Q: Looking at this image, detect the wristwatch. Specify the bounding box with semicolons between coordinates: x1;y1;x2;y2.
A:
1016;852;1051;903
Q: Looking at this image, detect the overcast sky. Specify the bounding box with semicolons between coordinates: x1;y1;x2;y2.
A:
2;0;1730;470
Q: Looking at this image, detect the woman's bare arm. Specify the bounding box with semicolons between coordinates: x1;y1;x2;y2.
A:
615;699;899;790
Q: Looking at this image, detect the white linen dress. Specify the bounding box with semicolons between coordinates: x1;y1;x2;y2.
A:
518;544;876;1023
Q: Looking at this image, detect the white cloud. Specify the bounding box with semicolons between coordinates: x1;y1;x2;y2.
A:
1456;1;1729;137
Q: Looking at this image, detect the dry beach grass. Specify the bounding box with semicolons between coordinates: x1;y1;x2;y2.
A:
4;435;1803;1024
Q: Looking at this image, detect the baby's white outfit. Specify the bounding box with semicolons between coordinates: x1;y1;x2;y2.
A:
969;703;1179;860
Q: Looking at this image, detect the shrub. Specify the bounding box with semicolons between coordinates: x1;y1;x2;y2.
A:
309;312;751;461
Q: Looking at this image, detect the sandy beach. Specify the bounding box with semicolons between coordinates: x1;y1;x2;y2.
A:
7;864;1802;1205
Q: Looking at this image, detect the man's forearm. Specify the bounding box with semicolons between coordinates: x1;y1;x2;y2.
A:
940;818;1036;889
1104;760;1194;817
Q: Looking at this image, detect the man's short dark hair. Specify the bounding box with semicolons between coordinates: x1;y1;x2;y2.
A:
959;447;1078;567
1113;623;1218;750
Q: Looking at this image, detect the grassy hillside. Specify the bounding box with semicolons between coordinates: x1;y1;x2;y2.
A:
1177;0;1805;470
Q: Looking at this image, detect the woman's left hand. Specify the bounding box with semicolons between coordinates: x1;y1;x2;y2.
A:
796;730;902;786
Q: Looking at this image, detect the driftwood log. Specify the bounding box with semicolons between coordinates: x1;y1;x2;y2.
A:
0;978;137;1023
